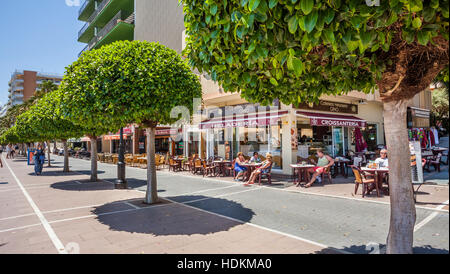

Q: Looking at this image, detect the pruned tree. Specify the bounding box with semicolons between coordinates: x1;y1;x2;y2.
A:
59;40;202;204
182;0;449;253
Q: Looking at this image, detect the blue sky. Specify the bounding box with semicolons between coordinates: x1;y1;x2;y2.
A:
0;0;85;105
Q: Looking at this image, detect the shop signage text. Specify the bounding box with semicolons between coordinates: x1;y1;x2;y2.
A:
296;100;358;114
310;117;366;128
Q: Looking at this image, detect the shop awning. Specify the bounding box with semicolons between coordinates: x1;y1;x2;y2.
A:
296;111;367;127
104;135;129;141
199;111;289;129
81;137;91;142
156;128;180;136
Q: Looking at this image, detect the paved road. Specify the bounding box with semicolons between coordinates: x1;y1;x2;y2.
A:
47;155;448;254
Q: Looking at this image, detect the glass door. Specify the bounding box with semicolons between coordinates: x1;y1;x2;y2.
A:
332;127;345;157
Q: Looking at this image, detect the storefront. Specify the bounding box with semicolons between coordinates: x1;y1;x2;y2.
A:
197;110;289;170
407;107;431;128
134;127;184;156
296;111;367;157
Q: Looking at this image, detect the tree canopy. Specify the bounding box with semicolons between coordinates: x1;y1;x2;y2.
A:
182;0;449;105
59;40;202;130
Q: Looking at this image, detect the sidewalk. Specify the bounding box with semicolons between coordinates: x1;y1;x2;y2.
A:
0;155;338;254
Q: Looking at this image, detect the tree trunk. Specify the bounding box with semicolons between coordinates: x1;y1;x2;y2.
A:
63;140;69;173
47;141;51;167
144;127;158;204
384;99;416;254
53;140;57;155
90;137;98;182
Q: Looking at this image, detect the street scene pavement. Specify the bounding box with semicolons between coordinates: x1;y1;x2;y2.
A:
0;147;448;254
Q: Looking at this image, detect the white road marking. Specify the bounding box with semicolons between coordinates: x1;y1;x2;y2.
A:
414;200;449;232
123;202;140;210
2;155;67;254
0;183;81;193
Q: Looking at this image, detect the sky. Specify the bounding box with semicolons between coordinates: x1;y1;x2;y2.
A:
0;0;86;105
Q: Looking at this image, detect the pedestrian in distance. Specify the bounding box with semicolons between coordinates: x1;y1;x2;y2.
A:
33;144;45;175
5;144;11;159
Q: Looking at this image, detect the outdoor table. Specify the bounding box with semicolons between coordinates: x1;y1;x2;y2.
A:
241;163;263;181
333;158;351;178
360;167;389;195
290;164;316;185
431;147;448;155
173;158;183;170
213;160;231;177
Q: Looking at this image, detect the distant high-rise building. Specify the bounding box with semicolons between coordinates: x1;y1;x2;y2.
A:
7;70;63;107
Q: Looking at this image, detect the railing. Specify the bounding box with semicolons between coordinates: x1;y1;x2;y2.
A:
78;0;91;17
87;0;110;24
78;22;90;39
78;0;111;39
78;44;89;57
96;10;122;41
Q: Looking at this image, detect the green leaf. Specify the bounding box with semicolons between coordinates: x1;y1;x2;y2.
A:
288;16;299;34
412;17;422;29
322;29;335;44
293;59;304;76
409;0;423;12
304;10;318;33
210;4;218;15
417;30;430;45
324;9;335;24
269;0;278;9
300;0;314;15
248;0;261;11
270;78;279;86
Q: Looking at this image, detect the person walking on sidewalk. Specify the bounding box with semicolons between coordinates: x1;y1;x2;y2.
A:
33;144;45;175
5;144;11;159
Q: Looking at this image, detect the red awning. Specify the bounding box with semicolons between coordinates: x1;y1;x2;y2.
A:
199;111;289;129
296;111;367;127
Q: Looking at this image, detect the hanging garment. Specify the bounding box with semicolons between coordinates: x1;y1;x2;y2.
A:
354;127;368;152
429;129;435;147
432;127;440;145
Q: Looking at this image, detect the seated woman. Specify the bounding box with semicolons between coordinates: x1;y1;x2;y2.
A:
303;149;334;188
250;152;262;163
245;153;273;185
233;152;248;181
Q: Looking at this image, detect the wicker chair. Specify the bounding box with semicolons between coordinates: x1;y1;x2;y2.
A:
351;166;378;198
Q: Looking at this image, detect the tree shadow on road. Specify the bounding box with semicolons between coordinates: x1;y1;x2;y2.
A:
50;179;114;191
31;170;106;177
93;195;255;236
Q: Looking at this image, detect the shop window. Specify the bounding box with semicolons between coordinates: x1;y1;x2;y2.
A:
351;124;378;152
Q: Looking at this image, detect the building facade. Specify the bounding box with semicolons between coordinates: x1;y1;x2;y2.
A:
7;70;62;107
134;0;433;175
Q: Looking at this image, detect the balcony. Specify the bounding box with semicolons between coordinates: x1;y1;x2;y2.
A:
78;11;134;56
78;0;134;43
78;0;95;21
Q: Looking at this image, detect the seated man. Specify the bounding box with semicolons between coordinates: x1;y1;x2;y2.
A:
250;152;262;163
303;149;335;188
374;149;389;168
245;153;273;185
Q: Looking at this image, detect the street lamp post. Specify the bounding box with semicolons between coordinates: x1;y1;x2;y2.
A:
115;127;127;189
